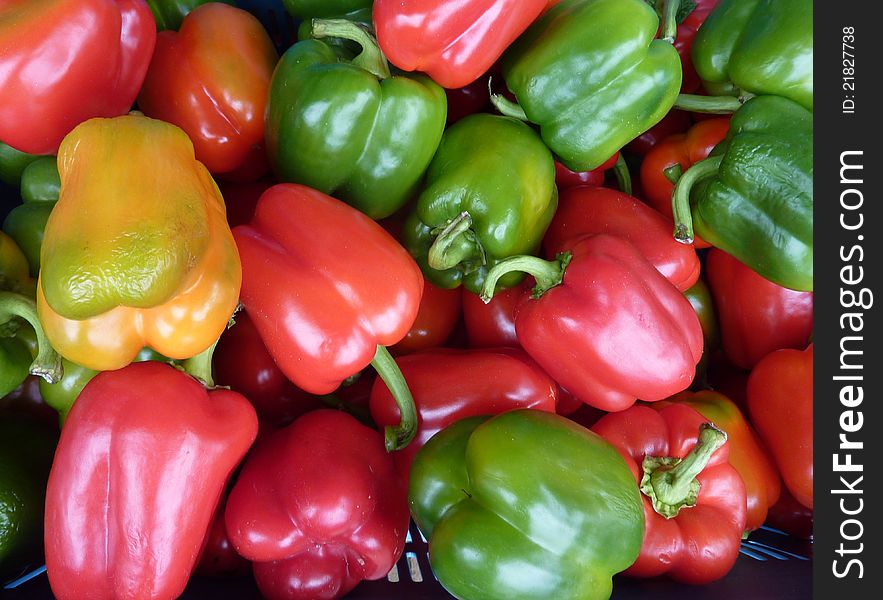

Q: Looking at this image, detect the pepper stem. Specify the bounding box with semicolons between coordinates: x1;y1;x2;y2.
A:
480;252;572;304
613;154;633;196
671;155;722;244
311;19;391;79
660;0;682;43
489;78;529;122
180;336;221;388
371;345;417;452
640;422;727;519
0;291;62;384
673;93;746;114
427;212;486;272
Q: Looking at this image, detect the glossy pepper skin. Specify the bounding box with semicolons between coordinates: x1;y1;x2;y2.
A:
592;404;747;584
3;159;59;276
0;0;156;155
673;96;813;291
44;361;259;600
639;117;730;248
461;282;525;348
138;3;278;177
543;186;700;292
146;0;234;31
402;114;557;293
0;141;41;187
653;390;781;532
706;248;813;370
670;0;719;93
409;410;644;600
36;115;242;372
370;348;558;480
497;0;681;171
373;0;549;89
233;184;423;449
38;348;169;426
692;0;813;110
213;310;324;427
0;415;58;574
225;410;409;600
390;279;462;355
747;345;813;510
482;234;703;412
266;22;447;220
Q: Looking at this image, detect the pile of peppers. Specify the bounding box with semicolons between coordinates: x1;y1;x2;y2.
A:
0;0;813;599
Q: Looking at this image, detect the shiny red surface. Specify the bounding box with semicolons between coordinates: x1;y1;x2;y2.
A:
593;403;747;584
515;234;703;412
43;361;258;600
0;0;155;154
373;0;548;89
233;184;424;394
390;279;462;355
225;410;409;599
543;186;701;291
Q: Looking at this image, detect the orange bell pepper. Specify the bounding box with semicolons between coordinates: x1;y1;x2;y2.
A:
36;114;241;371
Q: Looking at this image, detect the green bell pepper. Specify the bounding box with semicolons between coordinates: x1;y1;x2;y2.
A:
0;337;30;398
692;0;813;111
1;230;34;296
2;203;54;278
266;20;447;220
494;0;681;171
401;114;557;293
145;0;235;31
409;410;644;600
0;141;41;187
0;414;58;574
1;233;38;397
20;155;60;205
672;95;813;292
283;0;372;19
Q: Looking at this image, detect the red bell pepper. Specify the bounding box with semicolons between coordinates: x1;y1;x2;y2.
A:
639;117;730;248
481;234;703;412
232;184;424;450
196;495;251;578
213;309;324;427
44;361;258;600
627;109;692;156
747;344;813;510
137;3;277;177
372;0;549;89
0;0;156;155
653;390;781;531
553;152;628;191
592;403;747;584
461;282;524;348
369;347;558;479
706;248;813;369
543;186;701;292
390;279;462;355
224;410;409;600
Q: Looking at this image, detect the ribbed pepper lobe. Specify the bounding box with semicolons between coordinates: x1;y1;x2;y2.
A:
41;115;212;320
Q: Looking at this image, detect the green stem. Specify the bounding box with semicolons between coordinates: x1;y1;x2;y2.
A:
613;154;633;196
311;19;391;79
663;163;683;185
640;422;728;519
427;212;485;272
181;336;221;388
671;155;722;244
673;93;745;114
0;291;62;383
480;252;571;304
370;345;417;452
660;0;681;43
489;78;529;121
